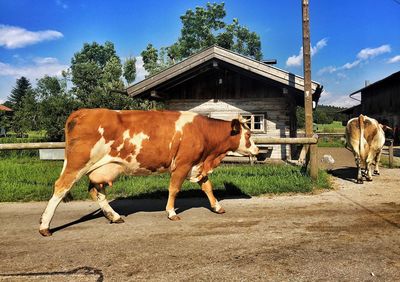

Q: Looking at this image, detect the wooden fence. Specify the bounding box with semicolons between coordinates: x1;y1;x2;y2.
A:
0;135;394;169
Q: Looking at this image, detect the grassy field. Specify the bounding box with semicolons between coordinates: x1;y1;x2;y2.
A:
316;121;345;133
0;157;331;202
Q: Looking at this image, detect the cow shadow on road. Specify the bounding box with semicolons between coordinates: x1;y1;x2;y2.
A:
328;166;358;183
50;182;251;235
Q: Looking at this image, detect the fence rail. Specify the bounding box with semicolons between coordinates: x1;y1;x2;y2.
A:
0;136;394;168
0;137;318;150
0;142;65;150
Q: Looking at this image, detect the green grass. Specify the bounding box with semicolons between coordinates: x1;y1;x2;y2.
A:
318;137;346;147
0;157;331;202
316;121;345;133
380;155;400;168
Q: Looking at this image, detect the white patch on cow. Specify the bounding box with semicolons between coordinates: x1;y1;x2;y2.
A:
39;191;67;231
187;163;203;182
88;131;150;176
175;111;197;133
235;127;259;156
97;189;121;221
117;129;131;151
214;200;222;212
166;208;177;219
60;159;68;175
90;136;114;160
98;126;104;136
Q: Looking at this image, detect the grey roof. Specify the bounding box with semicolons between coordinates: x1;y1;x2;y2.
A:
126;45;322;98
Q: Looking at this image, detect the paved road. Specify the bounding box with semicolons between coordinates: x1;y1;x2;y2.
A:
1;164;400;281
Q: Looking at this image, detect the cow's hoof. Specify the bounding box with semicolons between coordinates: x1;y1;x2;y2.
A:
366;177;373;182
356;179;363;184
169;215;181;221
213;207;226;214
373;171;380;175
111;217;125;224
39;228;52;237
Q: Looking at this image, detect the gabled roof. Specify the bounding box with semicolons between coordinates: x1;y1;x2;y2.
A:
350;70;400;96
0;104;12;111
126;45;322;100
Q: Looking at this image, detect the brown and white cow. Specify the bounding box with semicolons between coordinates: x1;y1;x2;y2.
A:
345;114;386;184
39;109;259;236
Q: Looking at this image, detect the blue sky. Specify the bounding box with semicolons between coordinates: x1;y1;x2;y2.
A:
0;0;399;107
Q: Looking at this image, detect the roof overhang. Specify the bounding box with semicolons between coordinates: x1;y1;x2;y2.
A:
0;105;12;111
126;45;322;103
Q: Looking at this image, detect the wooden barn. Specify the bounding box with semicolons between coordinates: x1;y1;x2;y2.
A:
346;71;400;127
127;46;322;160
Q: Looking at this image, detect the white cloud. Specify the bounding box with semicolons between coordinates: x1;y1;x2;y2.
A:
341;59;361;70
388;55;400;64
318;66;337;75
0;57;68;80
318;44;391;75
286;51;303;67
286;38;328;67
357;45;391;60
133;56;148;83
56;0;68;9
318;91;359;107
0;25;63;49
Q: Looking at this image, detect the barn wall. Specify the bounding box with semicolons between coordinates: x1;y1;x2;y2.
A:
361;78;400;128
167;98;293;159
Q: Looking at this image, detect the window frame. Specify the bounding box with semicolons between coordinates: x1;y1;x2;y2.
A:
241;113;265;132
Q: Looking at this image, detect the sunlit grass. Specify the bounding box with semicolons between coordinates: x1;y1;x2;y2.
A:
0;157;331;202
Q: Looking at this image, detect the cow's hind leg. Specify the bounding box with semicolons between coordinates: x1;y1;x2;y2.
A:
198;177;225;214
355;155;363;184
165;165;191;221
373;149;382;175
39;168;83;236
88;182;124;223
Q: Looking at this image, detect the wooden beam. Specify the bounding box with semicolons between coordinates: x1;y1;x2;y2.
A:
254;137;317;144
0;142;65;150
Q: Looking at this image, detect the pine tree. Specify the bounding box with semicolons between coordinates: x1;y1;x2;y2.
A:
8;77;32;110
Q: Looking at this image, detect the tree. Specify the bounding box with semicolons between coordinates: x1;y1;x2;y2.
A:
123;56;137;84
7;77;32;110
141;2;262;74
12;90;38;135
141;44;160;77
70;41;125;107
36;76;80;141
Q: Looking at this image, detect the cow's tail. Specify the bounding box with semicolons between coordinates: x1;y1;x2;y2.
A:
358;114;366;161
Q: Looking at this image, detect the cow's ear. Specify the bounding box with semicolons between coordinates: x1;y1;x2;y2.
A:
231;119;241;135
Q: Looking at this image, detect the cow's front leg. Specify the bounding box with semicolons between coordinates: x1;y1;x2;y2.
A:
198;176;225;214
89;182;124;223
166;167;189;221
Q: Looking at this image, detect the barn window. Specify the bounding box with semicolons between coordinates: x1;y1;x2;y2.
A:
242;114;265;132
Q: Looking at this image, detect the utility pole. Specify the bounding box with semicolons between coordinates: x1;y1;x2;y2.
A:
302;0;318;180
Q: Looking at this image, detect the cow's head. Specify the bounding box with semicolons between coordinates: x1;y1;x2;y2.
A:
231;116;259;156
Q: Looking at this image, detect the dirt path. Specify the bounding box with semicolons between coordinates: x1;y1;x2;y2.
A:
1;152;399;281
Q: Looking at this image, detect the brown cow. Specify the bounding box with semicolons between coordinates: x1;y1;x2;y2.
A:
345;114;386;184
39;109;259;236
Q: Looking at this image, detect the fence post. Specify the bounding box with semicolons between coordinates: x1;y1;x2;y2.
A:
310;143;318;180
389;139;394;169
